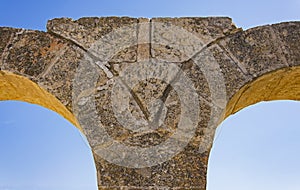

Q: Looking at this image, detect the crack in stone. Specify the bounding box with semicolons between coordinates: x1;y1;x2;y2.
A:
149;19;153;60
122;77;151;120
48;30;88;52
38;46;68;79
218;41;249;76
190;27;249;78
137;18;151;61
187;27;242;64
49;29;151;120
0;33;14;69
268;26;290;67
148;63;184;129
49;28;152;121
146;28;244;126
95;61;114;79
0;29;25;70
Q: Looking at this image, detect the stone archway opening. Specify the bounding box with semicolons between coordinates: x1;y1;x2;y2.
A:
224;66;300;120
207;100;300;190
0;100;98;189
207;66;300;190
0;71;97;189
0;70;80;130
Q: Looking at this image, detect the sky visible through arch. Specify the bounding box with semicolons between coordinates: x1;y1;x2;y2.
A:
0;0;299;190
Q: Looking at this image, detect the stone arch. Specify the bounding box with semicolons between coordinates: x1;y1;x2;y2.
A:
1;17;299;189
208;21;300;190
0;26;85;130
207;66;300;188
207;100;300;190
217;21;300;124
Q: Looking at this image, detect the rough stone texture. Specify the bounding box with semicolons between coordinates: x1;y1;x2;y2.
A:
151;17;237;62
0;17;299;190
47;17;138;63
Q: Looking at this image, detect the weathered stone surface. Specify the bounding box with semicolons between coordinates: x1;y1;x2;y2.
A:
271;22;300;67
219;24;291;78
0;27;20;68
2;29;64;78
47;17;138;63
0;17;299;190
37;44;84;110
151;17;237;62
0;27;85;112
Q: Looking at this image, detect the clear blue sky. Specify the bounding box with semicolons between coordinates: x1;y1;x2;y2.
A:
0;101;97;190
208;101;300;190
0;0;299;190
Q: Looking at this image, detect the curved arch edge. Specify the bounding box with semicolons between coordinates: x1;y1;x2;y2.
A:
224;66;300;120
0;70;81;131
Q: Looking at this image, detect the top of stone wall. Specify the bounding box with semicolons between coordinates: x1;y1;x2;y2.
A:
46;17;237;50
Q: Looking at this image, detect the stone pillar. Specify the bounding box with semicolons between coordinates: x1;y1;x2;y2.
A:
47;17;236;189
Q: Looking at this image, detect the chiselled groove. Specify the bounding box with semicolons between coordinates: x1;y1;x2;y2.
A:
0;32;14;68
205;28;250;77
149;19;152;61
50;21;152;122
123;78;151;120
146;23;243;114
149;64;183;128
189;27;245;67
145;27;245;114
137;18;151;61
218;40;249;75
268;26;290;67
38;46;68;78
152;29;245;115
48;30;88;52
1;29;25;69
94;58;151;120
149;18;153;59
203;27;243;49
136;19;141;60
137;18;236;124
